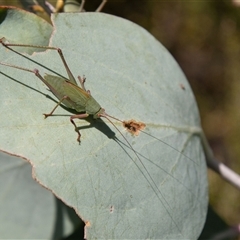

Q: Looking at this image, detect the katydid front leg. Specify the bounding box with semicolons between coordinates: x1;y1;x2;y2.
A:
0;39;77;84
78;75;90;94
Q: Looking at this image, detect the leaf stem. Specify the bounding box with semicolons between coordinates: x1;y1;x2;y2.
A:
200;131;240;190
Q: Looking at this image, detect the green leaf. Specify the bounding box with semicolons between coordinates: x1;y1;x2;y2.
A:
0;152;56;238
0;152;82;239
0;7;52;53
0;9;208;239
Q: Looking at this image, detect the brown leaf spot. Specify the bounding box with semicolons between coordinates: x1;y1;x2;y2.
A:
123;119;146;136
110;205;114;213
180;83;186;90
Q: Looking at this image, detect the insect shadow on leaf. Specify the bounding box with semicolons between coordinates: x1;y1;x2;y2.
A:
0;70;49;98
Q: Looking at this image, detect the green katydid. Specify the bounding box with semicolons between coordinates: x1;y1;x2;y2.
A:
0;38;185;232
0;37;144;143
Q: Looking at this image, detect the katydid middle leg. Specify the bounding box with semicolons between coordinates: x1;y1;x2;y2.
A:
70;113;90;142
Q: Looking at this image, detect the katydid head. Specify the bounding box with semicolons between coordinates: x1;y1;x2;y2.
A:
94;108;106;119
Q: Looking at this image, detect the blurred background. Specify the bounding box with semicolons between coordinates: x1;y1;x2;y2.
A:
1;0;240;239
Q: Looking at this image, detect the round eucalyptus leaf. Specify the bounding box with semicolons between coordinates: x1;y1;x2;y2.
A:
0;10;208;239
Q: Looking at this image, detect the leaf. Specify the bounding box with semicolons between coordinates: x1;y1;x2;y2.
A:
0;7;52;53
0;9;208;239
0;150;82;238
0;152;55;238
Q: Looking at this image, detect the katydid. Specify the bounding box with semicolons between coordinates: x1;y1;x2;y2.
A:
0;38;130;143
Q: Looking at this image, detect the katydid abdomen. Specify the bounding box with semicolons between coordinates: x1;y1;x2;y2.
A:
44;74;103;117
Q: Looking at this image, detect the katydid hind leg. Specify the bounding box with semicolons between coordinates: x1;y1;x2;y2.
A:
0;60;69;117
70;113;89;142
56;48;77;85
2;66;72;119
0;38;77;85
0;61;36;74
0;61;66;105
